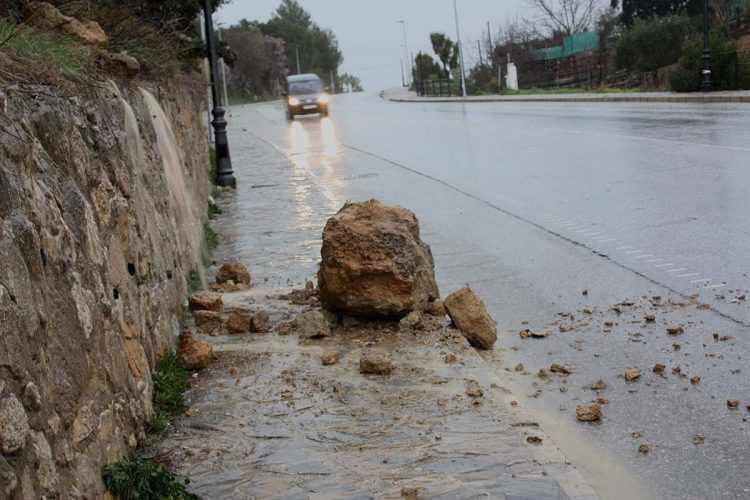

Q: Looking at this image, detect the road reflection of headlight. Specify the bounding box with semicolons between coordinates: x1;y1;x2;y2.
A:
289;97;300;106
317;94;329;104
320;118;337;155
289;121;309;152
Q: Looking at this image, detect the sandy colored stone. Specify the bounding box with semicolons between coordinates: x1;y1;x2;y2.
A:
318;200;439;318
188;291;223;312
226;310;252;334
576;404;602;422
624;368;641;381
176;331;213;370
295;310;330;339
321;350;341;366
425;299;446;317
26;2;108;46
398;310;423;331
666;325;685;335
443;287;497;350
251;310;271;333
359;351;393;375
216;263;251;285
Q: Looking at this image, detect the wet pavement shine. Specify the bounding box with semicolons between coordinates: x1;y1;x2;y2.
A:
167;94;749;499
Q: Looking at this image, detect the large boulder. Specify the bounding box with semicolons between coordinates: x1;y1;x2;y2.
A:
443;287;497;350
176;331;213;370
216;263;251;285
318;200;439;318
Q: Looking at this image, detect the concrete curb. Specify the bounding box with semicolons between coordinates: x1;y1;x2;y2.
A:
384;92;750;105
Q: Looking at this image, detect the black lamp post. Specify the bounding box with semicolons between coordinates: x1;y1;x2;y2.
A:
202;0;236;187
701;0;712;92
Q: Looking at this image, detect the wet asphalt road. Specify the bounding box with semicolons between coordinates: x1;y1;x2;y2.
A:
227;93;750;500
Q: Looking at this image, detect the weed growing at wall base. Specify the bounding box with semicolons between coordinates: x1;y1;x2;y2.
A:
150;351;190;433
103;456;199;500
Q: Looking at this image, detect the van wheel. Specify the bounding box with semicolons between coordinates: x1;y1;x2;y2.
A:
286;111;294;121
320;109;329;118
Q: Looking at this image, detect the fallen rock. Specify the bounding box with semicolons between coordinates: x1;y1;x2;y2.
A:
624;368;642;381
550;364;572;375
26;2;108;46
216;263;251;285
520;329;547;339
226;310;252;334
321;350;341;366
398;310;423;331
667;326;685;335
693;434;705;445
188;291;223;312
176;331;213;370
360;351;393;375
425;299;446;317
653;364;666;376
466;383;484;398
638;444;652;454
317;200;439;318
589;379;607;391
526;435;543;445
295;310;330;339
690;375;701;385
727;399;740;409
0;394;30;454
644;314;656;322
443;287;497;350
576;404;602;422
251;310;271;333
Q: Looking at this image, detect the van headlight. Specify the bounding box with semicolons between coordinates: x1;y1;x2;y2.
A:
289;97;300;106
317;94;329;104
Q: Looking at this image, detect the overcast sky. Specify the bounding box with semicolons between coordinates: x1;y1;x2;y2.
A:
217;0;527;91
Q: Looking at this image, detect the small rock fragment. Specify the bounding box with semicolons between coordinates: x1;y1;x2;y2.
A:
444;353;457;364
693;434;705;445
690;376;701;385
398;310;423;331
526;435;543;445
0;394;30;454
520;329;547;339
644;314;656;323
360;351;393;375
514;363;525;372
624;368;641;381
401;487;419;499
550;364;572;375
251;311;271;332
667;326;685;335
295;310;331;339
576;404;602;422
466;383;483;398
727;399;740;409
425;299;446;317
652;364;666;375
321;350;341;366
589;379;607;391
216;262;251;285
638;444;652;454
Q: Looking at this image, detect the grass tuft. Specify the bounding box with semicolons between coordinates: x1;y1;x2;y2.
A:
0;19;92;81
186;269;202;294
150;351;190;433
102;456;199;500
208;147;217;185
201;224;218;267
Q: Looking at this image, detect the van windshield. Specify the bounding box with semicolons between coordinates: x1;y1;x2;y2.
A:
289;80;323;95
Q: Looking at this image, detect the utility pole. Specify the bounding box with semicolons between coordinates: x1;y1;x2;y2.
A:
295;46;301;75
202;0;235;187
330;70;336;93
398;21;411;86
701;0;712;91
487;21;493;66
400;59;405;87
216;25;229;107
453;0;467;97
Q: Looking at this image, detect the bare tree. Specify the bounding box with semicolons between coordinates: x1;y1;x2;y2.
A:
525;0;603;35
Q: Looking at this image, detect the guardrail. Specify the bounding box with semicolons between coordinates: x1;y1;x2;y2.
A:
415;79;462;97
725;49;750;89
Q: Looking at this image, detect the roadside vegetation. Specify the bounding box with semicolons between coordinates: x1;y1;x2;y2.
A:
417;0;750;95
103;456;198;500
0;18;91;81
